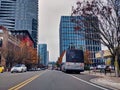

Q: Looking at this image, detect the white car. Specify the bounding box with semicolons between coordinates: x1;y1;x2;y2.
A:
11;64;27;73
97;65;106;69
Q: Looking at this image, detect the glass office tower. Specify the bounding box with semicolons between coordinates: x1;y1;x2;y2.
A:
60;16;85;54
0;0;38;47
60;16;101;65
38;44;48;66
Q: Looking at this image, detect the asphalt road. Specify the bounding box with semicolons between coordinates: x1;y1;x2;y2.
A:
0;70;112;90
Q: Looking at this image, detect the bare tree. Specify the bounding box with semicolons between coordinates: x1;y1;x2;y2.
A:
71;0;120;76
84;50;92;66
2;43;17;68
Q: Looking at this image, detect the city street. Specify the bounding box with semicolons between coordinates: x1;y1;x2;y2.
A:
0;0;120;90
0;70;112;90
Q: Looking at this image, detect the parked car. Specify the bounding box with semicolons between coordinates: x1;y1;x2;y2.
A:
37;68;41;71
11;64;27;73
97;65;106;69
90;66;94;70
40;68;46;70
0;66;4;73
28;68;40;71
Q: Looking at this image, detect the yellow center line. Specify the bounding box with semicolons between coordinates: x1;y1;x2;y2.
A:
14;75;40;90
8;71;47;90
9;75;39;90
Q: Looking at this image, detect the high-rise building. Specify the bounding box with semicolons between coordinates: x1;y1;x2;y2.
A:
0;0;38;47
59;16;101;65
47;51;49;66
38;44;48;66
60;16;86;54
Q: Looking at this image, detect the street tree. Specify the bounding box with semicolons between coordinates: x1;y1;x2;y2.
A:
3;44;15;68
84;50;92;66
71;0;120;76
28;48;38;65
15;42;29;64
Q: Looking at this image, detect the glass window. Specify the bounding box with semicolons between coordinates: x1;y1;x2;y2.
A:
66;50;84;62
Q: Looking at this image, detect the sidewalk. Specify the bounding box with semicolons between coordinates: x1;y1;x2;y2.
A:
82;70;120;90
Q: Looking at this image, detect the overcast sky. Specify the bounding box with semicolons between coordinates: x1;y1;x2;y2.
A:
38;0;78;62
38;0;108;62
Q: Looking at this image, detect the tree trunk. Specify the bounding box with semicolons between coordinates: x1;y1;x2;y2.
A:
115;55;120;77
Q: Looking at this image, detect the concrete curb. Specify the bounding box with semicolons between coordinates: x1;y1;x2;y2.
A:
90;78;120;90
82;71;120;90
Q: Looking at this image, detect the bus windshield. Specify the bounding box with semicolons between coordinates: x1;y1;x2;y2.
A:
66;50;84;63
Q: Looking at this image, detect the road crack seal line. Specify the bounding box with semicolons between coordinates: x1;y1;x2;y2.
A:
8;71;47;90
68;74;109;90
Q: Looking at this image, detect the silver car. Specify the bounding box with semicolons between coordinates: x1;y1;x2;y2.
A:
11;64;27;73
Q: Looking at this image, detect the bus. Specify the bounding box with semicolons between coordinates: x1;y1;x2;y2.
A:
61;49;84;73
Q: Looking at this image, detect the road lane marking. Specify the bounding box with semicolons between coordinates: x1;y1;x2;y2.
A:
69;75;109;90
9;75;39;90
8;71;47;90
13;75;39;90
9;76;34;90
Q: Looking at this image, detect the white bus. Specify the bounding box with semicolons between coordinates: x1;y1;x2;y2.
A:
61;49;84;73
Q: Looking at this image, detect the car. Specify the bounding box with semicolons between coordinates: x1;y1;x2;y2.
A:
0;66;4;73
90;66;94;70
37;68;41;71
97;65;106;69
40;68;46;70
28;68;38;71
11;64;27;73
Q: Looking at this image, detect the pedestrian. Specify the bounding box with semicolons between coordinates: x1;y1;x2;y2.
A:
104;66;110;75
93;66;96;74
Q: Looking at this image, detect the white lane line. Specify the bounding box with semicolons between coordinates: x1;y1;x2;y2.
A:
69;75;109;90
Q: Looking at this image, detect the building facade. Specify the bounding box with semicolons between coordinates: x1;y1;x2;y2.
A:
60;16;85;54
59;16;101;65
10;30;34;47
96;50;113;65
38;44;48;66
0;0;38;47
0;26;21;67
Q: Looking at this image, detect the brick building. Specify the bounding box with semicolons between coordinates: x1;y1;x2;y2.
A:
0;26;20;67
